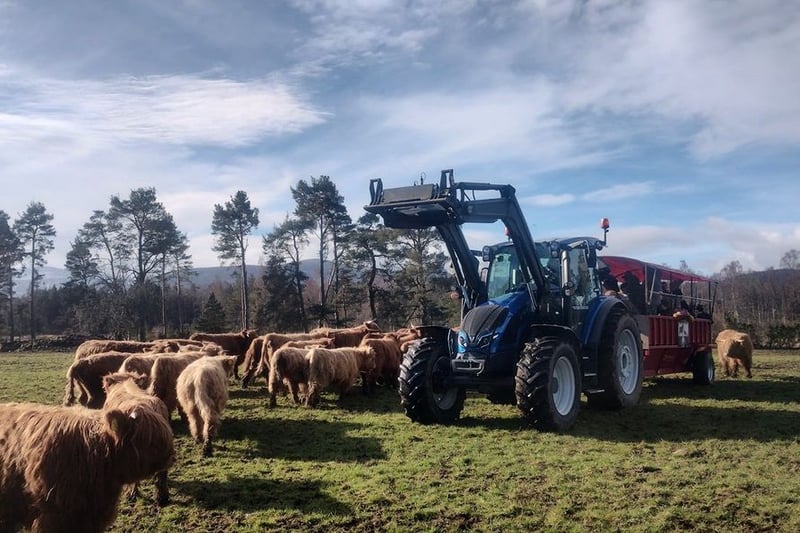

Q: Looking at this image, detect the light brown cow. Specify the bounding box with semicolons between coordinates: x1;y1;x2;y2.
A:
0;400;174;533
74;339;154;361
716;329;754;378
176;355;237;457
305;346;376;407
63;351;132;408
102;372;173;506
189;330;257;379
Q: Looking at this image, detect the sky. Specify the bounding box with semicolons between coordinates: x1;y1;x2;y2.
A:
2;0;799;278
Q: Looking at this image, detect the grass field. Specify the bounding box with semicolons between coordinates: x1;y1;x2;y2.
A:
1;350;799;532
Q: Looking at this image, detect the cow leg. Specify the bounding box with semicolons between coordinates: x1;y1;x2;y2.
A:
154;470;169;506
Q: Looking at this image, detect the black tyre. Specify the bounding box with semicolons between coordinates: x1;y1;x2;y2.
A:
692;351;715;385
515;337;581;432
588;312;644;410
398;338;465;424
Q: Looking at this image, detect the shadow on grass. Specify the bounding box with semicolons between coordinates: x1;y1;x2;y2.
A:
443;377;800;442
173;476;352;515
222;415;387;462
572;401;800;443
643;375;800;403
569;377;800;442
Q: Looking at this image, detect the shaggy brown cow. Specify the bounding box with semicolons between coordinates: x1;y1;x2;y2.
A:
239;335;266;388
241;332;328;387
358;336;402;392
716;329;754;378
74;339;155;361
176;355;237;457
256;337;334;387
102;372;173;506
189;330;257;379
147;352;206;418
0;401;174;533
118;352;164;378
267;346;313;407
312;321;382;348
63;352;132;408
305;346;376;407
147;338;204;353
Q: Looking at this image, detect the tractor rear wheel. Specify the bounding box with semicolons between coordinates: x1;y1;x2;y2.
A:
515;337;581;431
588;312;644;410
692;351;715;385
398;338;465;424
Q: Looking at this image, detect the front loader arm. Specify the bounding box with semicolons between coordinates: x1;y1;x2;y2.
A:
364;169;547;312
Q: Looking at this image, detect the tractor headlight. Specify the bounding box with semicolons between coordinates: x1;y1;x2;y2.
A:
457;330;469;351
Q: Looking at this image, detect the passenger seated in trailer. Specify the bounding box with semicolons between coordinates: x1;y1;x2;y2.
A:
602;276;620;297
695;305;711;320
620;271;646;314
658;300;673;316
673;300;693;319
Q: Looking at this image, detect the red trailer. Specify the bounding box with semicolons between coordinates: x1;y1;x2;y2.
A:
599;256;718;383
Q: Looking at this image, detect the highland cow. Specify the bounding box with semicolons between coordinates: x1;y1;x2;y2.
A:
102;372;173;506
147;339;204;353
63;352;133;408
241;332;328;388
0;401;174;533
74;339;155;361
311;321;382;348
305;346;376;407
118;352;164;378
147;352;206;418
267;346;313;407
358;336;402;392
176;355;238;457
716;329;754;378
239;334;266;388
189;330;257;379
256;337;334;387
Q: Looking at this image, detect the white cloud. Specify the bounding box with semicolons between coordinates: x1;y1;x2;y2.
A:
584;182;655;202
0;72;327;149
556;0;800;159
524;193;575;207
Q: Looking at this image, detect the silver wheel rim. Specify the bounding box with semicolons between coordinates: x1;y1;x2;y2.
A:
552;356;576;415
431;356;458;410
706;354;714;382
617;329;640;394
434;387;458;410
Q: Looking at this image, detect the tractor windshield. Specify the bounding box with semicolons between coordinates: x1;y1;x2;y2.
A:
487;243;555;300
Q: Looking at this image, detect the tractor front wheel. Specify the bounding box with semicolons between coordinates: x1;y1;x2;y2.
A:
398;338;465;424
515;337;581;431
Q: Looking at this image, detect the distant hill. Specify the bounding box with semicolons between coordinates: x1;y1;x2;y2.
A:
12;259;324;295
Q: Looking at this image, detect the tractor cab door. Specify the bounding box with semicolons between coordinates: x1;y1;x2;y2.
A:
561;242;598;332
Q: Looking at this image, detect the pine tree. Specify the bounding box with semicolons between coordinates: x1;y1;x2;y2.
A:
197;293;227;333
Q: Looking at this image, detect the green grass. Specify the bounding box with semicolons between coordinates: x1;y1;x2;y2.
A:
1;351;799;532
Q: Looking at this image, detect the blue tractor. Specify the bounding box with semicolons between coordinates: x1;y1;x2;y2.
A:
365;170;644;431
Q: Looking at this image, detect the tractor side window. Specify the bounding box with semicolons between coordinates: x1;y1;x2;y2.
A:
567;247;591;308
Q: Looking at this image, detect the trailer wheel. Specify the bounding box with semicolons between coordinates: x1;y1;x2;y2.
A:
589;312;644;410
515;337;581;431
398;338;465;424
692;351;715;385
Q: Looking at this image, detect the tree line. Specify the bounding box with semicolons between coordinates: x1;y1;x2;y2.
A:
2;177;799;348
0;176;458;344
